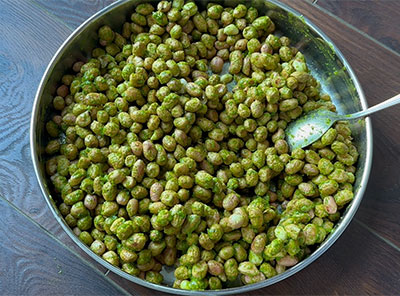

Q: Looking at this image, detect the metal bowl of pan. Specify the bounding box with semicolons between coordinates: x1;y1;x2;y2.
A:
31;0;373;294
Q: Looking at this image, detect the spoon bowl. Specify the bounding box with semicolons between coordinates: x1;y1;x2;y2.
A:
285;109;340;151
286;93;400;151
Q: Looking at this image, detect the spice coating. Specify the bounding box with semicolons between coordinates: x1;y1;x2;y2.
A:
44;0;358;290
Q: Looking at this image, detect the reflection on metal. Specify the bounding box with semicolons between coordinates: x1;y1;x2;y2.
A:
30;0;373;294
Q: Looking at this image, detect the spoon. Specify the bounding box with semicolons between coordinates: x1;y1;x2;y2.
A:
286;93;400;150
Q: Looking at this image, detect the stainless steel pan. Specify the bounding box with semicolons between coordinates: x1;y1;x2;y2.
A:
30;0;373;294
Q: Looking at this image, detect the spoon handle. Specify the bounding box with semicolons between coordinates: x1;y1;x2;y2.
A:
346;93;400;120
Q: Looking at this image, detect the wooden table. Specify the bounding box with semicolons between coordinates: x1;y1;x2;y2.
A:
1;0;400;294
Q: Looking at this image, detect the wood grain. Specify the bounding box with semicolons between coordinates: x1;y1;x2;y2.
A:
0;0;110;275
0;0;399;294
0;0;69;227
283;0;400;249
316;0;400;53
33;0;115;29
0;196;129;295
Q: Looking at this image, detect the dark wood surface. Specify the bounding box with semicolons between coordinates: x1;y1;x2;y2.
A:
0;0;111;275
315;0;400;54
1;0;400;295
0;196;129;295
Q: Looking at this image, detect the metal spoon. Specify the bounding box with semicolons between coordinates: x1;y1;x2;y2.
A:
286;93;400;150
